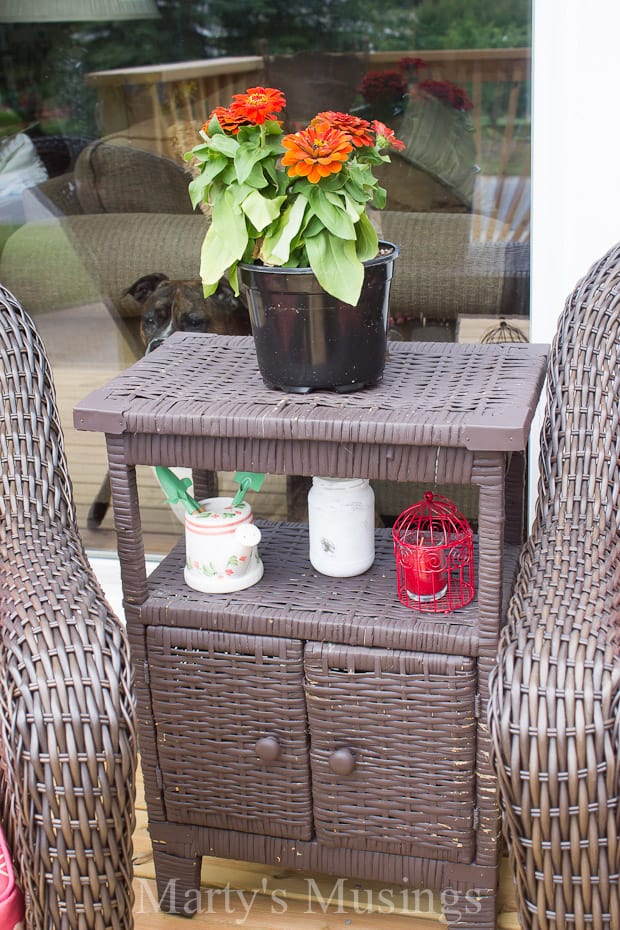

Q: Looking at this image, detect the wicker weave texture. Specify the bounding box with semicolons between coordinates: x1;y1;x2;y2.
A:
75;335;547;453
32;133;93;178
489;242;620;930
76;332;547;927
144;524;484;654
305;642;477;860
147;627;313;839
0;285;137;930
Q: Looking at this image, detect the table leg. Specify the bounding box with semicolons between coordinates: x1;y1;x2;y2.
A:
152;846;203;916
105;435;148;606
442;889;497;929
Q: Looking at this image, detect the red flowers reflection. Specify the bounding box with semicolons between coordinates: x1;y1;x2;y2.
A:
415;79;473;112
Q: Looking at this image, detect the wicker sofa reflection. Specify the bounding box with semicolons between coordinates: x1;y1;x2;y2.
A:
0;139;530;531
0;137;529;343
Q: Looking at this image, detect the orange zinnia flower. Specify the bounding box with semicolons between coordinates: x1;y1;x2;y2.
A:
281;125;353;183
371;120;405;151
204;105;250;135
312;111;374;148
230;86;286;125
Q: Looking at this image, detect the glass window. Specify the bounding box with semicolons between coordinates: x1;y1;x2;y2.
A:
0;0;531;557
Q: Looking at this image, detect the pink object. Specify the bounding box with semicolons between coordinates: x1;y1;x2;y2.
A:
0;826;25;930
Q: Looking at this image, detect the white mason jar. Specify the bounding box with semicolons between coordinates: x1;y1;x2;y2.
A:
308;477;375;577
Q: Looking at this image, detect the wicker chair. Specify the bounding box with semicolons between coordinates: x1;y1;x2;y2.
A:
31;134;94;179
489;242;620;929
0;284;137;929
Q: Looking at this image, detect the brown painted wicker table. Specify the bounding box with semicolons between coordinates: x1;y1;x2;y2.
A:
74;334;547;929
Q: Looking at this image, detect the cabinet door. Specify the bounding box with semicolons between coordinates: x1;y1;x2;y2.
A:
147;627;313;839
305;643;477;861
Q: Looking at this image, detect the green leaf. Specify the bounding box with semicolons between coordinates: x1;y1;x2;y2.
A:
302;215;324;238
262;134;285;155
241;190;286;233
227;181;255;208
329;188;363;222
305;229;364;306
188;174;208;209
342;174;371;205
199;190;248;292
234;123;262;143
260;194;308;265
235;143;265;185
307;186;356;240
188;157;228;207
229;263;240;295
262;118;285;138
283;252;304;268
200;155;230;184
244;161;269;189
206;113;225;136
186;142;211;162
316;173;347;192
206;134;239;158
355;211;379;261
347;161;376;192
372;185;387;210
263;159;285;189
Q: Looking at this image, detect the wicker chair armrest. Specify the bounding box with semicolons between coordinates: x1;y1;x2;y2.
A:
0;285;137;930
489;240;620;929
0;544;137;929
500;517;620;649
490;521;620;927
379;209;529;322
0;212;209;315
24;172;83;217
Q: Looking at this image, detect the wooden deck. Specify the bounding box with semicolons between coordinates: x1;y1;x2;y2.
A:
132;764;521;929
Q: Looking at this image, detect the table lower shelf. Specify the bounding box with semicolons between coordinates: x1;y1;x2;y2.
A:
140;522;519;656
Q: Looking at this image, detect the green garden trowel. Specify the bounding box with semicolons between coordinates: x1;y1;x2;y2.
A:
155;466;202;515
231;471;265;506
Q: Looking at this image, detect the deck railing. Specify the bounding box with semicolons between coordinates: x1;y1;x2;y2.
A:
86;47;530;159
86;55;265;157
85;48;530;239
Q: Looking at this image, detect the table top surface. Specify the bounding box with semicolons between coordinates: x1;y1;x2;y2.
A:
74;333;548;452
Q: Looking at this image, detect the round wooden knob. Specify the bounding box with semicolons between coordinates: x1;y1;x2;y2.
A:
328;748;356;775
254;736;281;762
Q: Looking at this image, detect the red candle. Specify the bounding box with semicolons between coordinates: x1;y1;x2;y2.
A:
404;545;447;602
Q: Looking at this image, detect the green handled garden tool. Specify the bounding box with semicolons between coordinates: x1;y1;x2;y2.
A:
231;471;265;506
155;466;202;515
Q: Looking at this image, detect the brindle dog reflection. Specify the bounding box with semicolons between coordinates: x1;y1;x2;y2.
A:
121;273;251;353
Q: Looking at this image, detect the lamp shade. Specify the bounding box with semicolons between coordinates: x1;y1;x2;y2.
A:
0;0;160;21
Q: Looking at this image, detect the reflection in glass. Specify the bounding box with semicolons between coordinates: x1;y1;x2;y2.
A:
0;0;531;555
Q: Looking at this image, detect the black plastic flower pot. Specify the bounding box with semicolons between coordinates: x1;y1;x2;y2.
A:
237;241;399;393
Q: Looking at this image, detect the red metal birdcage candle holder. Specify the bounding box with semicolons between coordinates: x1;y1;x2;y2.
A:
392;491;475;613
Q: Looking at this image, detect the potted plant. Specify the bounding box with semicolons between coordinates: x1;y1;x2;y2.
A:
186;86;403;393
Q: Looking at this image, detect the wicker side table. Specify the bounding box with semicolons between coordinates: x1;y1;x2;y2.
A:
75;334;547;929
